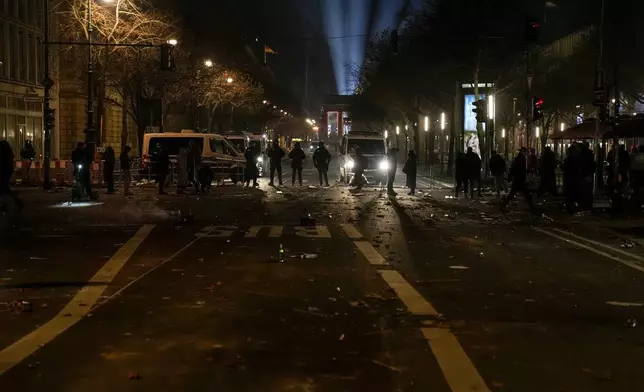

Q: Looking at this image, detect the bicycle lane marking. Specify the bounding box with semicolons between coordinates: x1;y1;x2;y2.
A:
0;224;155;376
349;223;491;392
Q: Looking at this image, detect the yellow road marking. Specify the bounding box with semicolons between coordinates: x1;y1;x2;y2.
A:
422;328;491;392
354;241;388;265
340;224;363;239
377;270;438;316
0;224;155;375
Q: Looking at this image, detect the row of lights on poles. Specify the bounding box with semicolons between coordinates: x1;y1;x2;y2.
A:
383;113;447;140
262;100;292;117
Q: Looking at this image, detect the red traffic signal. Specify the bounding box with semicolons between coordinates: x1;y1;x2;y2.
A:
532;96;544;120
525;19;540;43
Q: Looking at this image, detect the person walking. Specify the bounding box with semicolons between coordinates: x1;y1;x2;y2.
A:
313;141;331;187
289;141;306;186
403;150;417;195
268;139;285;187
386;147;399;194
465;147;482;197
102;146;116;194
502;148;536;212
177;147;189;194
120;145;133;196
489;150;507;197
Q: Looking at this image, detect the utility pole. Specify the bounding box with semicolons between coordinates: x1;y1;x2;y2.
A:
42;0;54;190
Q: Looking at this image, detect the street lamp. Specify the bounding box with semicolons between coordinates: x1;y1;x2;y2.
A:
226;77;234;84
440;112;446;130
167;38;178;46
560;122;565;131
488;94;495;120
502;128;506;138
396;126;400;135
204;59;213;67
424;116;429;132
384;130;388;139
535;126;540;138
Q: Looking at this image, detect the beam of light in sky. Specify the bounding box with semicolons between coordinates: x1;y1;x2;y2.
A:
321;0;419;95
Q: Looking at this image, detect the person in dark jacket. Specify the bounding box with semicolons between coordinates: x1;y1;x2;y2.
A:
527;148;538;175
244;143;259;188
120;145;133;196
20;140;36;184
562;145;580;213
289;141;306;186
578;142;596;210
268;140;285;186
489;150;506;197
71;142;93;199
153;143;169;195
465;147;482;197
102;146;116;194
502;147;536;212
454;152;468;198
187;140;202;193
539;146;558;196
386;147;399;194
0;140;23;210
313;141;332;186
403;150;417;195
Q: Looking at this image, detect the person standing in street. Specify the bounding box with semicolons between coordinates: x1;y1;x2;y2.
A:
538;146;558;197
502;147;536;212
244;143;259;188
353;146;368;190
153;143;169;195
102;146;116;194
465;147;482;197
120;145;133;196
403;150;417;195
0;140;23;210
268;139;285;187
454;152;468;198
489;150;507;197
20;140;36;185
313;141;331;187
187;140;202;194
72;142;94;199
177;147;189;194
289;141;306;186
386;147;398;194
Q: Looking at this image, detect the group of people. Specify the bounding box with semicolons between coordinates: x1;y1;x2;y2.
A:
253;140;332;188
151;140;205;195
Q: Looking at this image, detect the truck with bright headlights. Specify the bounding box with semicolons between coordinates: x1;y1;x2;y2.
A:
339;131;387;186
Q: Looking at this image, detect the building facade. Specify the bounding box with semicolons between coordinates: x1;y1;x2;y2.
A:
0;0;45;158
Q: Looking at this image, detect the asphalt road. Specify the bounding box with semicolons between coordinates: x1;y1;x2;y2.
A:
2;164;644;391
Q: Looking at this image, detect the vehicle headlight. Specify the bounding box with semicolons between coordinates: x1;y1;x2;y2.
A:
346;159;355;169
379;160;389;171
257;156;263;163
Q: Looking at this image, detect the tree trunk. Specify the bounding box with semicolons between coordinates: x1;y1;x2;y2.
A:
229;105;235;131
207;104;218;133
120;85;128;152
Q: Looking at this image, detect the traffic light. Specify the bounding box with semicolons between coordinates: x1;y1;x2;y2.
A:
160;44;175;71
532;96;544;121
44;108;55;130
524;19;540;43
472;99;487;123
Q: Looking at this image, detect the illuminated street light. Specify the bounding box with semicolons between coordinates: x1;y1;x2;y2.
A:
560;122;565;132
384;130;388;138
262;100;267;104
424;116;429;132
535;126;540;138
167;39;178;46
440;112;446;130
312;126;319;131
204;59;213;67
502;128;506;138
488;94;495;120
226;77;234;84
396;126;400;135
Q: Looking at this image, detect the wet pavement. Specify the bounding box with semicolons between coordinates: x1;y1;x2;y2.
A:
2;164;644;391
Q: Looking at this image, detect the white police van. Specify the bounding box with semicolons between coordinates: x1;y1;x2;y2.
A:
339;130;388;185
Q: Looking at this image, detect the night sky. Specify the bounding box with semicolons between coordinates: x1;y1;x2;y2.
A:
179;0;421;113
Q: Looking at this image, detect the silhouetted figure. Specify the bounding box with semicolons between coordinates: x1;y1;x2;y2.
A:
268;140;285;186
289;141;306;186
313;141;331;186
20;140;36;184
489;150;506;197
244;143;259;187
539;146;558;196
386;147;399;194
454;152;468;198
403;150;417;195
465;147;482;197
502;148;536;212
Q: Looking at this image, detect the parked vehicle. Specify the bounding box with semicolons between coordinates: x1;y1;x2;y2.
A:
339;131;388;185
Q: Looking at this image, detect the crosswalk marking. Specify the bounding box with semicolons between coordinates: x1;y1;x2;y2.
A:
245;225;283;238
196;226;237;238
294;225;331;238
340;224;363;239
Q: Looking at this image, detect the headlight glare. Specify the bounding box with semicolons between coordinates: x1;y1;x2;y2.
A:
346;159;355;169
257;156;263;162
379;160;389;171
